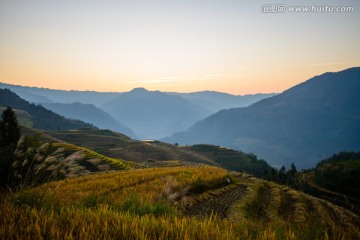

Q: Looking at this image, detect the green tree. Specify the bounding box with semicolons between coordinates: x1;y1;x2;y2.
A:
278;166;287;184
286;163;298;187
288;163;297;179
0;107;21;187
0;107;21;147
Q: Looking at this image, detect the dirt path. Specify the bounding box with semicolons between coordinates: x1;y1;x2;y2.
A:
185;184;248;218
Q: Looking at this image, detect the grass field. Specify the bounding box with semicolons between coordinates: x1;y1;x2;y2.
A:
2;166;359;239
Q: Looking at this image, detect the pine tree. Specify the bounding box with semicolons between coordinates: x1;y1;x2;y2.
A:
0;107;21;187
278;166;287;184
0;107;21;147
289;163;297;176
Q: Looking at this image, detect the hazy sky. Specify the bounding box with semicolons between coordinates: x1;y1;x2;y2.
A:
0;0;359;94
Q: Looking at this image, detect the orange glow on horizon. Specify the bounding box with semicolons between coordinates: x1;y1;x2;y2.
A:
0;63;356;95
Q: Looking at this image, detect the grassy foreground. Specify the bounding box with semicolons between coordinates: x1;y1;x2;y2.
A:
1;166;359;239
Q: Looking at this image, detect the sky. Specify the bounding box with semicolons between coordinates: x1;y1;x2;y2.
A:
0;0;359;95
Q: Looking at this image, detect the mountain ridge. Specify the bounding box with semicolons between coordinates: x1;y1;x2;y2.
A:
165;67;360;168
0;82;121;107
41;102;136;138
0;89;96;131
168;91;276;113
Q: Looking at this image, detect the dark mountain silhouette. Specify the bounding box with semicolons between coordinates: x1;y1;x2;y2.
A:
165;67;360;169
102;88;211;139
0;82;120;107
168;91;276;113
41;102;136;138
0;89;95;131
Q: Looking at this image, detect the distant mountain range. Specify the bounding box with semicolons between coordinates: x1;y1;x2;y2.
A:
0;82;274;113
0;82;120;107
0;89;95;131
41;102;136;138
169;91;276;113
102;88;211;139
165;67;360;169
0;82;274;139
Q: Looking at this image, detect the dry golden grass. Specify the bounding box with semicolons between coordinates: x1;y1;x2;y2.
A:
1;166;360;240
51;142;139;170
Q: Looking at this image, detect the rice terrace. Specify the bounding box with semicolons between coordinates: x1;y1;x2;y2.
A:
1;163;360;239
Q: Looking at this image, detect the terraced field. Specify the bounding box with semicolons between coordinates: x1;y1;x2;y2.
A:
36;129;270;174
184;172;360;230
45;130;214;165
2;166;360;239
18;128;360;216
51;142;139;170
186;183;248;218
188;144;271;176
15;128;360;236
230;177;360;231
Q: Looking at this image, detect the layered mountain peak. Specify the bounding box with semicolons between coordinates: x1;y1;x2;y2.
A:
102;88;211;139
129;87;149;94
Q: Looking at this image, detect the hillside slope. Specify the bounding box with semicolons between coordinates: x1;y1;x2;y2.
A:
312;152;360;199
43;129;272;176
9;133;139;187
0;89;95;131
166;67;360;168
41;102;136;138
